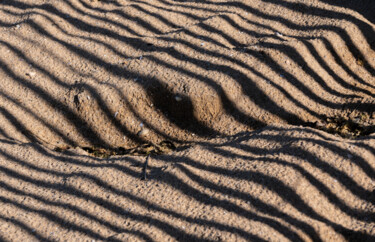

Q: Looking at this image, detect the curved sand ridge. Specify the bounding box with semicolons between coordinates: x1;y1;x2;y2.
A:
0;0;374;241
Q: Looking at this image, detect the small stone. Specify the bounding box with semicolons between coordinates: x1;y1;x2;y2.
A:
174;95;182;102
315;121;326;128
137;128;149;137
27;72;36;77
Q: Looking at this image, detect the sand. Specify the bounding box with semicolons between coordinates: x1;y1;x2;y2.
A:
0;0;374;241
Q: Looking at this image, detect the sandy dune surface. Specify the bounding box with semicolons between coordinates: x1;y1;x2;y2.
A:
0;0;374;241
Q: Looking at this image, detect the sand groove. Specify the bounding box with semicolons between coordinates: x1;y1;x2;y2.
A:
0;0;374;241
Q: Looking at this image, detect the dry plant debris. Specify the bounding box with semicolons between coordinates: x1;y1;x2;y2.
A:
80;140;177;158
313;115;374;139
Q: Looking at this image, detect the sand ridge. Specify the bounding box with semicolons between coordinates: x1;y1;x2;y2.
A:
0;0;374;241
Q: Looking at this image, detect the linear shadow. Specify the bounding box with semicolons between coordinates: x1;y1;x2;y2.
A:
154;127;375;241
0;139;265;240
319;0;375;24
0;0;375;240
0;214;51;241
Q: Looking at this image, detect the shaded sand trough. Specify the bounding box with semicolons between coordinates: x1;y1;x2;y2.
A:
0;0;375;241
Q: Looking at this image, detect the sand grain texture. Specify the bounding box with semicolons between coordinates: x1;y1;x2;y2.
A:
0;0;374;241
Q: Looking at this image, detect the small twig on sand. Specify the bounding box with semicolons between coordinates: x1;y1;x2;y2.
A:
141;154;151;180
